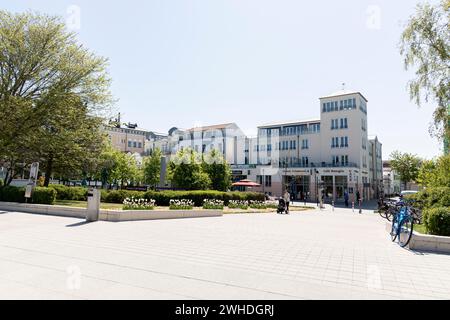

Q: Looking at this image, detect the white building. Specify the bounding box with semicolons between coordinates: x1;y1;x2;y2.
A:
141;90;382;201
234;90;382;203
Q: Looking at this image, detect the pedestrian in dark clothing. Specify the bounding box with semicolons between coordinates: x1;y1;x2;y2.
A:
344;191;349;207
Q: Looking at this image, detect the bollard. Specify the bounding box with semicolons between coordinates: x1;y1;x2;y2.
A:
332;201;334;211
359;200;362;214
352;202;354;212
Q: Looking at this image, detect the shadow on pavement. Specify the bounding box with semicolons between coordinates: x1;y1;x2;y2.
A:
66;221;92;228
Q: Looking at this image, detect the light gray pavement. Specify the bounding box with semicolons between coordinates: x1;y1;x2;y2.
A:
1;206;450;300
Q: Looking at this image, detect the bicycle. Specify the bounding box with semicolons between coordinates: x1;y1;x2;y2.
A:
390;204;414;248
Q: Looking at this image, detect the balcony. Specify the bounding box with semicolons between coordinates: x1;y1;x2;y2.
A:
279;162;358;169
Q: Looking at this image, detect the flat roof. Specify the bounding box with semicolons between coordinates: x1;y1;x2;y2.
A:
186;123;236;132
258;118;321;128
320;90;368;102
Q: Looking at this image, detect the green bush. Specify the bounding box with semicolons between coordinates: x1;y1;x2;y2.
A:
407;187;450;209
32;187;57;205
102;190;145;204
423;207;450;236
48;185;88;201
0;186;25;203
0;186;56;205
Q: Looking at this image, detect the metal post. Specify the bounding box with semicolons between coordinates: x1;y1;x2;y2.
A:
352;202;354;212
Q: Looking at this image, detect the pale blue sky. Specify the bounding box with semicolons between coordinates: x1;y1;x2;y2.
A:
2;0;443;159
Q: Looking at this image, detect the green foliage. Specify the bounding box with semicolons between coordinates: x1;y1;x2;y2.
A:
0;10;112;186
389;151;422;188
400;0;450;141
143;148;162;188
143;190;264;207
0;186;56;204
97;145;142;188
0;186;25;203
408;187;450;209
102;190;145;204
167;148;211;190
417;154;450;188
202;199;224;210
122;198;155;211
202;149;232;191
169;199;194;210
47;185;88;201
423;207;450;236
227;200;249;209
32;187;56;205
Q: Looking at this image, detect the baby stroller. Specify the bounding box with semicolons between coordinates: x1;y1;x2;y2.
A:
277;198;287;214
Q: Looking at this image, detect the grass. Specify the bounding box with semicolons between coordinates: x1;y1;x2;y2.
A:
55;200;123;210
55;200;315;214
414;223;427;235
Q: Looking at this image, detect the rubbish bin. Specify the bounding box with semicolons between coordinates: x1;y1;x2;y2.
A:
86;188;100;222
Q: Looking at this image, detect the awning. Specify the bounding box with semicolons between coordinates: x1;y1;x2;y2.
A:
232;179;261;187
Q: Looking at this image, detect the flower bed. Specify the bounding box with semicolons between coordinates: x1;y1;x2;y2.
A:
227;200;249;210
249;200;268;209
123;197;156;210
203;199;224;210
169;199;195;210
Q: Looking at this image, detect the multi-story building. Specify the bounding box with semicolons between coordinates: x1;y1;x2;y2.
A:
236;90;381;203
147;123;248;165
368;135;383;198
111;90;382;202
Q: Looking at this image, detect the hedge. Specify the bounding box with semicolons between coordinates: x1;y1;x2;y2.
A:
32;187;57;205
0;186;25;203
48;185;88;201
0;186;56;205
423;207;450;236
1;185;265;207
99;189;265;206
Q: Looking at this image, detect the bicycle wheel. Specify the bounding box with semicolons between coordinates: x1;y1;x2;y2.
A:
386;208;395;222
379;209;387;219
398;215;414;248
390;214;398;242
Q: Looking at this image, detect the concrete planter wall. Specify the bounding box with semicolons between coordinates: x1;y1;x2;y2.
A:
386;221;450;254
0;202;86;218
101;209;223;222
0;201;223;222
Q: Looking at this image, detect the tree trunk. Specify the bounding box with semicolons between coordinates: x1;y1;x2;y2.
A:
44;154;54;187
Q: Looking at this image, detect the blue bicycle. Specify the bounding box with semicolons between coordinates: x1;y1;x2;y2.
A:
390;203;414;248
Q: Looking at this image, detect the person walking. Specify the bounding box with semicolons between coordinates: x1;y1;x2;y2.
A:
284;190;291;214
344;190;349;207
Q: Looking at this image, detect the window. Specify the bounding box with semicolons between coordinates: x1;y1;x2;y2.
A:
340;100;343;110
344;118;348;128
301;157;309;167
265;175;272;187
128;141;132;148
138;142;142;148
323;103;326;112
302;139;309;149
332;155;339;165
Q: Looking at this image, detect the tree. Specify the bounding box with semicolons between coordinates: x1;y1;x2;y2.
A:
167;148;211;190
202;149;232;191
95;145;141;189
417;154;450;188
143;148;162;188
400;0;450;143
390;151;422;190
0;11;112;185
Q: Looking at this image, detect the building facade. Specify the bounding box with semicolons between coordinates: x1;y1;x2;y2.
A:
109;90;382;202
233;90;382;203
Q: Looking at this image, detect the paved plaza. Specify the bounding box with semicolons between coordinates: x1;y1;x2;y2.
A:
1;206;450;300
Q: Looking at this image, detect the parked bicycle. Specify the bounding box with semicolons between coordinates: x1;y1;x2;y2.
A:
378;198;422;224
390;203;415;248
